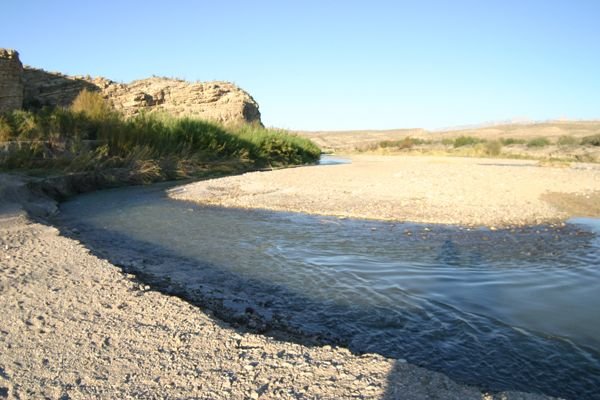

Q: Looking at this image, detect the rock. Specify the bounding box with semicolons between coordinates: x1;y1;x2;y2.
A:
22;67;97;109
22;67;262;126
0;49;24;113
102;77;262;125
1;48;262;126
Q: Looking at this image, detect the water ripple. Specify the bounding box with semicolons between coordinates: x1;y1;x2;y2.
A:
54;184;600;399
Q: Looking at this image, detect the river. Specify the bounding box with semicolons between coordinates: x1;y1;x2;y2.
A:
53;178;600;399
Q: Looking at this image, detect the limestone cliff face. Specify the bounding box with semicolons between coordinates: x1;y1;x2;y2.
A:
94;76;262;125
22;68;97;109
23;67;261;124
22;70;262;125
0;49;24;113
0;47;261;125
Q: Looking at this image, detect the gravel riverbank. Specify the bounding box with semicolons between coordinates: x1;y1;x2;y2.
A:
171;155;600;227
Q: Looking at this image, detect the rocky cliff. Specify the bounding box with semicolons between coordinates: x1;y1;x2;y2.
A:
0;49;24;113
94;76;262;124
1;48;262;125
23;70;262;125
22;68;97;109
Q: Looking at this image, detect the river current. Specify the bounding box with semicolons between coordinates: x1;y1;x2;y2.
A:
54;178;600;399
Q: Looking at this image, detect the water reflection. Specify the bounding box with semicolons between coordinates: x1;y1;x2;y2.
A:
318;154;351;165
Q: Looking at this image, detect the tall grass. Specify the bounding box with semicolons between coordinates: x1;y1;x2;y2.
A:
235;124;321;166
0;90;320;180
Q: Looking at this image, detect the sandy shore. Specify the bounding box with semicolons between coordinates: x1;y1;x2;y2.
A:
0;174;559;398
171;155;600;227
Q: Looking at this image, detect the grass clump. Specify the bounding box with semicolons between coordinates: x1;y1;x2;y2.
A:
526;137;551;148
581;134;600;146
0;91;320;181
70;89;114;120
453;136;482;148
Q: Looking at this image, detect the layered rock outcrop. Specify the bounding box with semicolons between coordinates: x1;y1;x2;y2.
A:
22;68;97;109
22;71;262;125
1;48;261;125
0;49;24;113
95;77;262;125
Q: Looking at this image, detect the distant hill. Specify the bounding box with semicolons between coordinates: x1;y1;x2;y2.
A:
295;128;426;152
296;121;600;152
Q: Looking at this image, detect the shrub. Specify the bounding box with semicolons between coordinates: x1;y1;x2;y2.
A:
557;135;579;146
500;137;526;145
378;136;425;150
526;137;550;148
484;140;503;156
235;125;321;166
581;134;600;146
0;116;13;141
453;136;482;147
7;110;41;139
70;89;115;120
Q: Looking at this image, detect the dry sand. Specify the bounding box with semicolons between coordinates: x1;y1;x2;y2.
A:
0;170;560;398
171;155;600;227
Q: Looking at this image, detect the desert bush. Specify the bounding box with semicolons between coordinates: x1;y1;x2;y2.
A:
581;134;600;146
0;116;12;141
7;110;41;139
453;136;482;147
526;137;550;148
378;136;426;150
557;135;579;146
235;124;321;166
500;137;526;145
70;89;115;120
484;140;503;156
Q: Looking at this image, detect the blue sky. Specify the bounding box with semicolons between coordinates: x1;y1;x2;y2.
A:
2;1;599;130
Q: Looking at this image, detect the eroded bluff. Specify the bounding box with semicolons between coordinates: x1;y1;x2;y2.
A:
22;68;261;125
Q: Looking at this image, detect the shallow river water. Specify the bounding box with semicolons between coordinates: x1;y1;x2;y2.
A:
54;180;600;399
